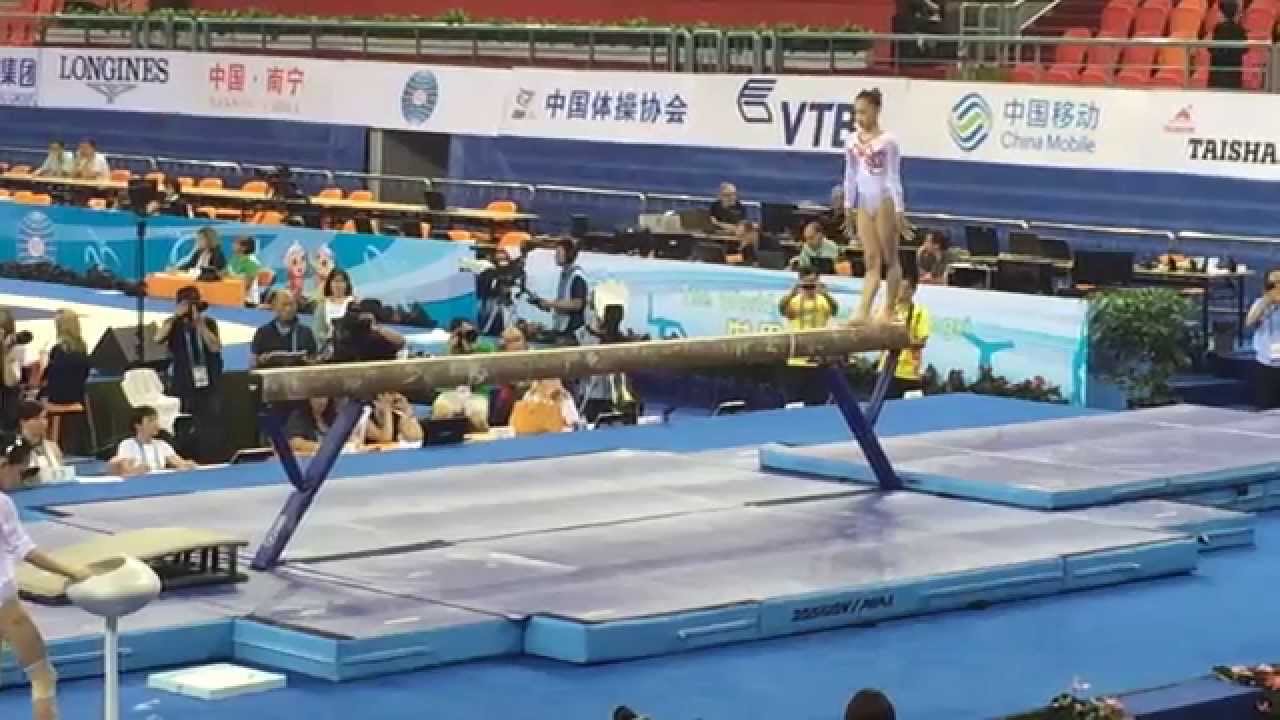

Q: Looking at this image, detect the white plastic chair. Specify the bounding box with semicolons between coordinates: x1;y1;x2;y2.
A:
120;368;184;433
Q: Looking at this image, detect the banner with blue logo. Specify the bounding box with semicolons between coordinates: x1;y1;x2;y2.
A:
0;48;38;108
518;249;1090;405
0;203;475;323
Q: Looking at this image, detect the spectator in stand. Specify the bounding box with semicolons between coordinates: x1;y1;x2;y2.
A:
109;406;197;476
40;309;91;408
881;273;931;399
1246;268;1280;409
0;310;23;433
251;289;318;368
313;267;356;351
32;140;72;178
226;236;264;306
175;227;227;277
819;185;848;243
790;221;841;270
491;326;533;426
845;689;896;720
366;392;424;445
2;401;66;488
916;229;958;284
71;138;110;181
285;397;368;454
1210;1;1246;90
709;182;746;234
433;319;494;432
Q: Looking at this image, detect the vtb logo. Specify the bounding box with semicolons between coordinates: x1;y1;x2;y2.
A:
737;77;777;124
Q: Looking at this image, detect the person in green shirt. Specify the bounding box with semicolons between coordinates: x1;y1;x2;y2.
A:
226;236;265;306
790;221;842;271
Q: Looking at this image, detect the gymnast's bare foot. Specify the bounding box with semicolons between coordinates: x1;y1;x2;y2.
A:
34;696;58;720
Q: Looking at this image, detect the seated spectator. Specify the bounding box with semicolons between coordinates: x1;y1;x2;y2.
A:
2;401;67;488
491;326;533;426
366;392;424;445
709;182;746;234
819;185;848;243
845;689;896;720
916;229;958;284
791;221;841;270
313;268;356;350
577;295;642;424
252;289;319;368
286;397;368;454
110;406;197;476
226;236;265;305
71;138;110;181
511;378;580;434
40;309;90;406
434;319;495;432
32;140;72;178
175;226;227;278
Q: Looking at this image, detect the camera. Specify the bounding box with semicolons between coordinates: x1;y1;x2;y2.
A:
331;298;396;363
9;330;32;346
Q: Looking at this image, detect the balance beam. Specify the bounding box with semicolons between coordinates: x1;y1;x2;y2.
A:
249;324;910;403
249;324;909;571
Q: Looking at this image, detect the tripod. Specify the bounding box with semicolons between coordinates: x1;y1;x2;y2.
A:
134;218;147;367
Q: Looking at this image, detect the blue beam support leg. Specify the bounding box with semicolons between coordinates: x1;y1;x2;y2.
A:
864;349;900;428
823;365;902;492
252;399;368;571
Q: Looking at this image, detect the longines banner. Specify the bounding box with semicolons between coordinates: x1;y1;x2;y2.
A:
17;46;1280;182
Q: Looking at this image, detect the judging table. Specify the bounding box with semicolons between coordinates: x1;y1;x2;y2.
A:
0;172;127;192
145;273;245;308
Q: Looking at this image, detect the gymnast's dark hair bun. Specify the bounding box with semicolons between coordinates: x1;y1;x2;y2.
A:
856;88;883;107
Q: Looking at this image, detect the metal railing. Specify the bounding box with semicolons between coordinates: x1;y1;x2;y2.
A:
5;12;1271;89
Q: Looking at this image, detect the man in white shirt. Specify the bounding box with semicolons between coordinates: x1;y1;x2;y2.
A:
32;140;73;178
71;138;110;181
1246;268;1280;409
109;405;197;476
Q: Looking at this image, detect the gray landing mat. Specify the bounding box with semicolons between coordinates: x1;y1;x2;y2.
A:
302;490;1185;622
52;450;855;561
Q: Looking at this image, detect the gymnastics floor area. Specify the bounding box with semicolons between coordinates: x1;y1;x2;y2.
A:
1;394;1278;718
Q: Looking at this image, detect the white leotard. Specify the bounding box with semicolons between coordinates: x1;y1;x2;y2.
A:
842;130;905;214
0;493;35;601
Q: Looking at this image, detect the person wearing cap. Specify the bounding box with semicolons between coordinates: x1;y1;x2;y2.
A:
533;237;588;346
1;401;67;489
155;285;223;461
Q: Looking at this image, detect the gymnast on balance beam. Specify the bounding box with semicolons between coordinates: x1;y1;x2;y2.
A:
0;485;93;720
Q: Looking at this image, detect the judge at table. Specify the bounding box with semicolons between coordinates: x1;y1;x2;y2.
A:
174;227;227;278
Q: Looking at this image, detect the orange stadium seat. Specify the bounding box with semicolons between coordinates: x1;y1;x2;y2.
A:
486;200;517;213
241;180;270;195
1133;4;1170;34
1100;2;1136;36
1079;44;1122;83
252;210;285;225
447;229;473;243
349;190;374;202
197;177;224;189
498;231;531;254
317;187;343;199
1044;28;1092;83
177;176;195;189
87;198;108;210
110;169;132;183
31;193;52;205
12;191;35;204
8;165;32;176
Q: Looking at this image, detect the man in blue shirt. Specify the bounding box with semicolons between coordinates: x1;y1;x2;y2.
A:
1246;268;1280;409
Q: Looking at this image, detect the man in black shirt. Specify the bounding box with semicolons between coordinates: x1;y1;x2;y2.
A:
709;182;746;234
1210;1;1246;90
251;290;318;368
156;285;224;461
818;185;848;243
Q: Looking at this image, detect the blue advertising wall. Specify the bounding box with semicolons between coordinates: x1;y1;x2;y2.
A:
0;204;474;324
516;249;1091;406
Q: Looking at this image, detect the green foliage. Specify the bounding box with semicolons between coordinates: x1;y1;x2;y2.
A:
1088;288;1198;407
63;5;866;32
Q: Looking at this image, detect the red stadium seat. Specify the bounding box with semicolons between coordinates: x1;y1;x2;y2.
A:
1133;5;1171;34
1010;63;1042;83
1100;2;1136;35
1079;44;1122;83
1042;27;1091;82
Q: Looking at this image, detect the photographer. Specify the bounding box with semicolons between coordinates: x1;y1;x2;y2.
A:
0;310;33;432
778;269;838;405
532;238;588;346
156;286;224;460
330;298;405;364
477;248;526;336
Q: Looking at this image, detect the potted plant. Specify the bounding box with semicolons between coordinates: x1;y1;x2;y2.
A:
1088;288;1198;408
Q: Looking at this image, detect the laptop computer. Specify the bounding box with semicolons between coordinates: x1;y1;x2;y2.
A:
423;416;470;446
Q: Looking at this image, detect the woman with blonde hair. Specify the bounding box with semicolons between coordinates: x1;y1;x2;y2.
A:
41;309;92;407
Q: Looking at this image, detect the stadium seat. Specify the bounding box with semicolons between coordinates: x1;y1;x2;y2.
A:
486;200;517;213
1201;3;1223;37
1133;5;1170;34
1010;63;1042;83
1080;44;1123;83
1044;28;1092;82
1168;4;1203;34
498;231;531;256
110;169;132;183
87;198;108;210
1100;2;1136;36
349;190;374;202
1143;0;1172;11
8;165;32;176
13;191;36;204
177;176;195;189
241;180;269;195
1243;48;1268;89
317;187;343;199
1191;47;1210;87
252;210;285;225
144;171;166;190
197;177;224;189
1242;4;1276;35
447;229;473;243
0;189;10;199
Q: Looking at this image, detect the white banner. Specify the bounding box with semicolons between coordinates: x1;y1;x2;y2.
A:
39;49;189;114
187;54;336;122
334;63;505;135
1144;92;1280;182
0;47;39;108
